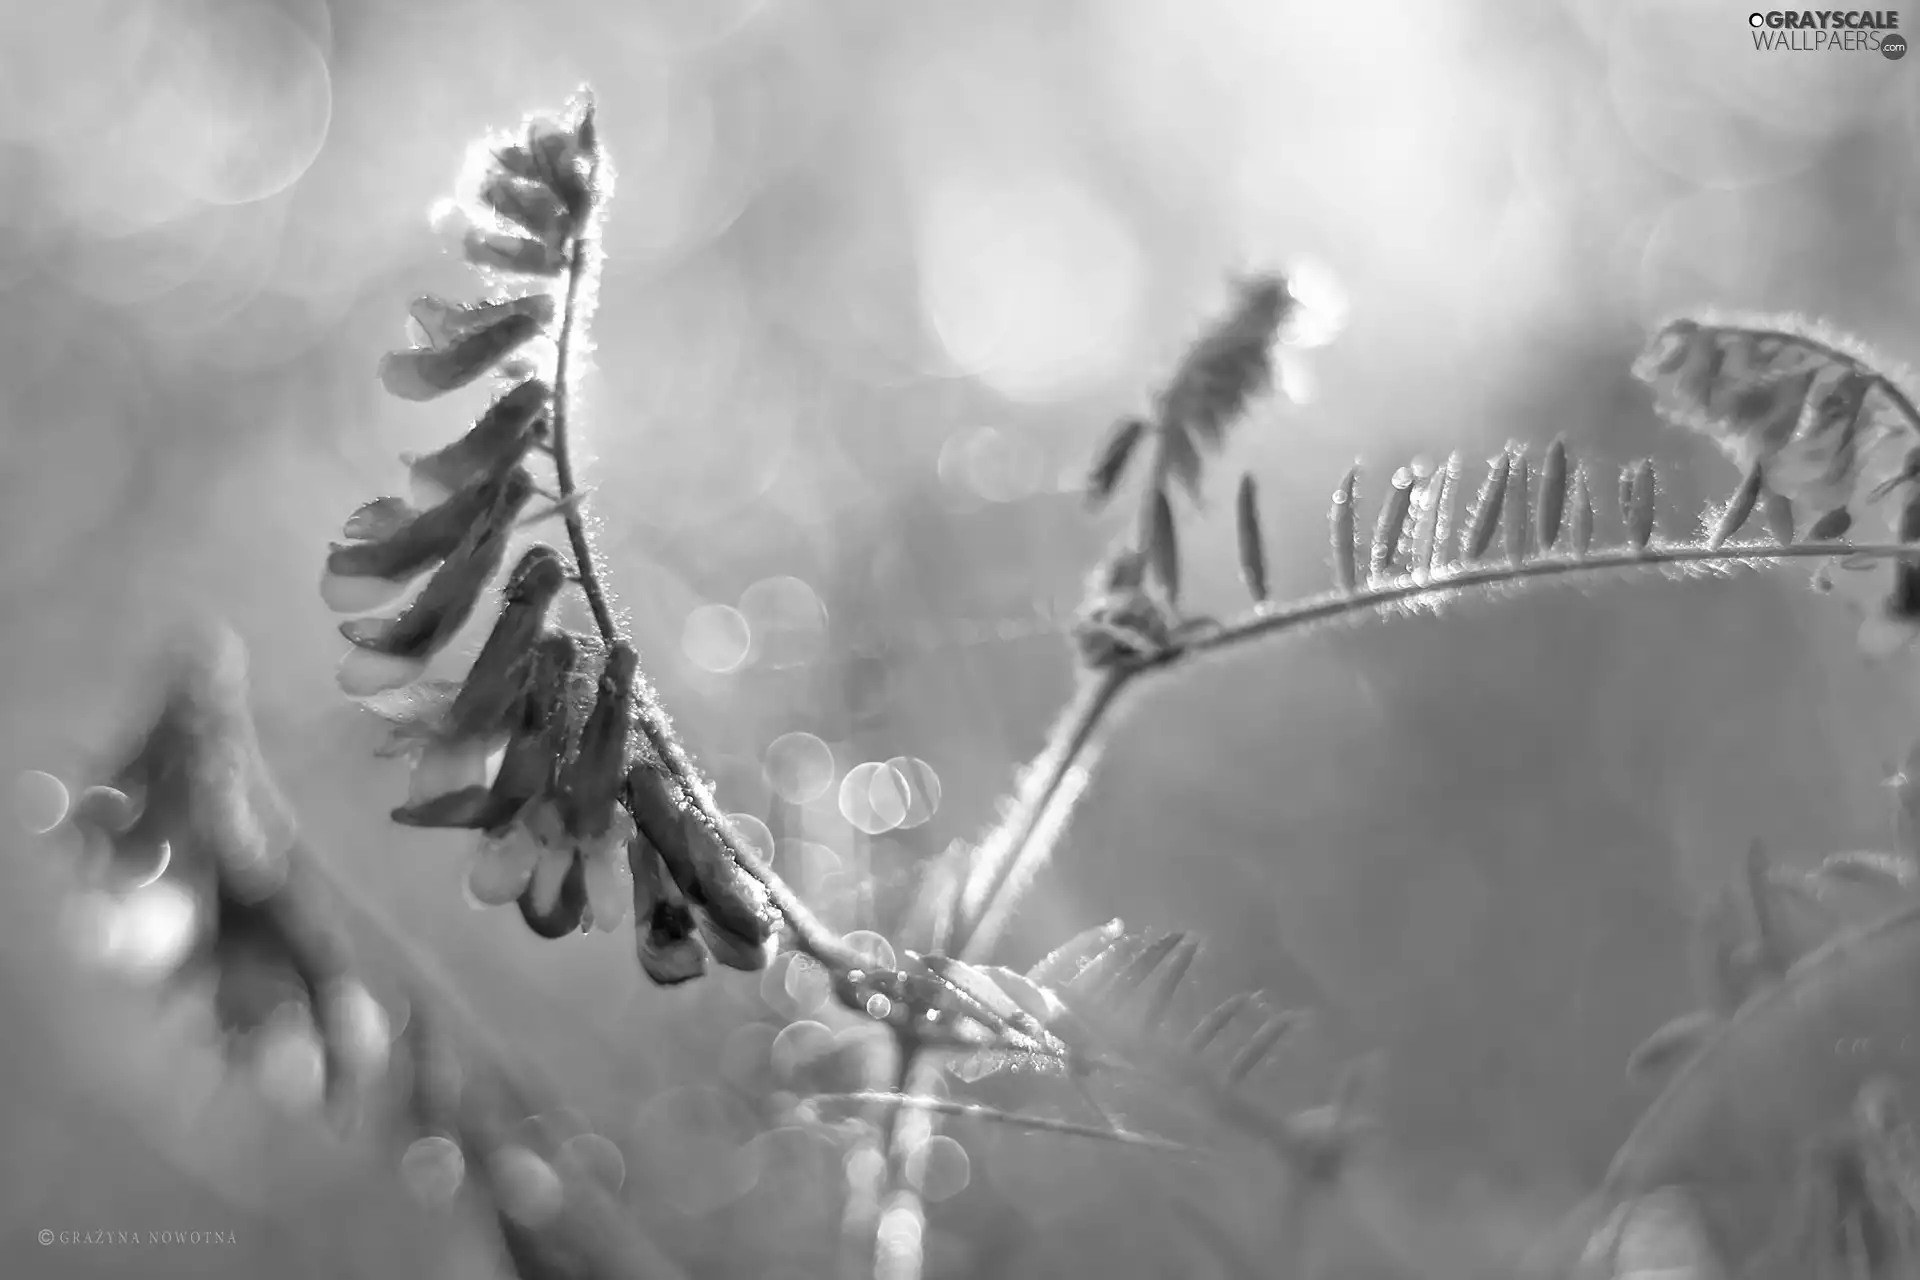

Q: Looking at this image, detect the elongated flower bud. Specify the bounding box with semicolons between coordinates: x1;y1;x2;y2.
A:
322;465;535;614
441;545;569;742
555;644;637;841
337;468;535;695
404;378;550;505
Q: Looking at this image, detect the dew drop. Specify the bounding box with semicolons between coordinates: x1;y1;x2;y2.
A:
682;603;751;674
12;770;68;835
400;1136;465;1207
764;732;835;804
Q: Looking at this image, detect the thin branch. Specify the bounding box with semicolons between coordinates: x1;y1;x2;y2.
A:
549;102;617;649
1149;539;1920;673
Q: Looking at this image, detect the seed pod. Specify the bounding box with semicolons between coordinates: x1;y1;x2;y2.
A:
1808;507;1853;541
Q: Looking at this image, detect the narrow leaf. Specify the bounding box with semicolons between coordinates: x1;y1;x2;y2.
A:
1028;919;1126;987
1625;459;1657;550
1161;423;1203;497
1225;1010;1303;1085
1708;460;1765;550
1463;452;1511;562
1807;506;1853;541
1330;468;1359;592
1235;472;1268;604
1086;417;1148;508
1505;447;1530;567
1148;489;1180;606
1537;439;1568;551
1369;467;1415;581
1570;467;1594;559
1812;850;1917;893
1412;452;1459;576
1141;934;1200;1031
1187;991;1256;1055
814;1093;1186;1151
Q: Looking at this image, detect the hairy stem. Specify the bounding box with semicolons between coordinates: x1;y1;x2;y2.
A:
549;111;616;649
1153;539;1920;673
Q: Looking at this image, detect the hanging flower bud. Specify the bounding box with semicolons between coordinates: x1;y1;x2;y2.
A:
624;760;776;970
518;844;589;938
409;294;555;351
403;377;550;507
337;468;535;697
322;458;541;615
632;837;707;985
520;643;638;934
383;546;571;817
380;309;547;401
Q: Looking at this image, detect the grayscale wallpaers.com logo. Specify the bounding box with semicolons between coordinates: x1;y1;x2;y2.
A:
1749;10;1906;58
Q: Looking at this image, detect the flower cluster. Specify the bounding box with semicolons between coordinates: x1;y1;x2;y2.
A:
327;99;775;978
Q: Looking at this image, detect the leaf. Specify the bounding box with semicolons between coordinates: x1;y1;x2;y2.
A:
1505;447;1530;567
1148;488;1180;606
1625;459;1657;550
379;312;545;401
463;229;566;278
1140;934;1200;1031
1624;1009;1723;1083
1570;466;1594;558
1411;452;1459;577
1086;417;1148;508
1235;472;1268;604
1369;467;1415;581
1463;451;1511;562
1709;460;1766;551
1330;468;1359;592
1537;439;1568;551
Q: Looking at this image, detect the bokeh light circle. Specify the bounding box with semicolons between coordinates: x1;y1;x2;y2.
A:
763;732;835;804
682;604;752;674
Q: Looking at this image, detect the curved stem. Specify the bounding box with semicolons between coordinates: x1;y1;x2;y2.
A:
549;122;616;649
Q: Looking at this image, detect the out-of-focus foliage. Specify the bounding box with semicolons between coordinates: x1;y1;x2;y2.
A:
5;0;1920;1276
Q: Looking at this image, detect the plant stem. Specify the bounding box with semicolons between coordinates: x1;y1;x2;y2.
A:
1149;539;1919;673
543;117;868;985
549;132;616;649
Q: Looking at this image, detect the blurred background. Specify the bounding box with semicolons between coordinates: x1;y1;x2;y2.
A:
4;0;1920;1275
